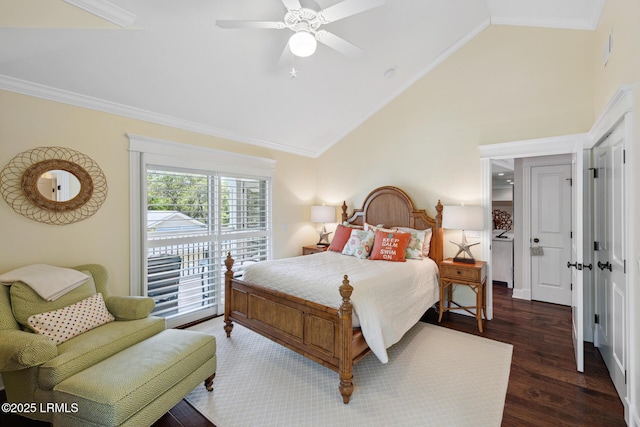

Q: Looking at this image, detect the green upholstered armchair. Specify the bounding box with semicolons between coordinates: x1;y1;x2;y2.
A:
0;264;165;423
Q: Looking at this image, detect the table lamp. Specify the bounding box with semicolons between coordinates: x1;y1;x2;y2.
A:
311;205;335;246
442;205;484;264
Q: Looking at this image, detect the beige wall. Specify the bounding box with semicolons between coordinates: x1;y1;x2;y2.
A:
317;24;594;259
0;90;317;296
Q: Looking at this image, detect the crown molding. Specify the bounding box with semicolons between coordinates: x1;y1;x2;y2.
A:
0;74;317;158
489;0;605;31
490;15;596;31
63;0;137;27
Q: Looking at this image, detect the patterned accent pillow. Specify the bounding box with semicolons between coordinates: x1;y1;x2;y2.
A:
341;230;375;259
27;293;115;345
396;227;433;259
370;230;411;262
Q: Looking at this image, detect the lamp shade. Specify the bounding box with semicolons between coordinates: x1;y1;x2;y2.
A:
289;30;317;57
310;205;335;223
442;205;484;231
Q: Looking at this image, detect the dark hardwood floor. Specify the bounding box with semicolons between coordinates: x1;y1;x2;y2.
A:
1;284;624;426
423;283;626;427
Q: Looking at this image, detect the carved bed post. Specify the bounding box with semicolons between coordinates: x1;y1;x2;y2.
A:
338;275;354;404
433;200;444;265
341;201;348;222
224;253;235;337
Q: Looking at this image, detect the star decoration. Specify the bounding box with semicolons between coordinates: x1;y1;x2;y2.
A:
317;229;332;246
449;240;480;260
289;67;297;79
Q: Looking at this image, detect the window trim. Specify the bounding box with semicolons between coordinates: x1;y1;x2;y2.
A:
128;133;275;325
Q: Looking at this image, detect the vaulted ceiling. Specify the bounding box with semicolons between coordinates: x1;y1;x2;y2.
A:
0;0;604;157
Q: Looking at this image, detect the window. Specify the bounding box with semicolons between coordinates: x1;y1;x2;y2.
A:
129;134;274;327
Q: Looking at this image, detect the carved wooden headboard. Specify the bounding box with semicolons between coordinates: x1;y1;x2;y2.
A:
340;186;443;264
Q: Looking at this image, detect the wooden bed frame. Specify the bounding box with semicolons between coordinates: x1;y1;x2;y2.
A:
224;186;443;403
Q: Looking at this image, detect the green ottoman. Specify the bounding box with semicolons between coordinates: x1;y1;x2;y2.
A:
52;329;216;427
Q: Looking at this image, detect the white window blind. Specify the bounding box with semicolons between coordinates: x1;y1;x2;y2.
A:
129;134;274;327
145;169;270;323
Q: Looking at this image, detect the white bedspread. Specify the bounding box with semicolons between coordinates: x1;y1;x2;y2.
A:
242;251;439;363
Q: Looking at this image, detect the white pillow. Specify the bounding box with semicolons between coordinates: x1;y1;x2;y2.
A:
28;293;115;345
364;222;396;233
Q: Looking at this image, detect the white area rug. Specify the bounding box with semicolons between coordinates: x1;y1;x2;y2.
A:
186;317;512;427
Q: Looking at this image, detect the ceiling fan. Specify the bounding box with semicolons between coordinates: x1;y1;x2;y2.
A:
216;0;385;59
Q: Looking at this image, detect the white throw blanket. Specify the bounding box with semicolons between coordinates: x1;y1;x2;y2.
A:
0;264;89;301
242;251;439;363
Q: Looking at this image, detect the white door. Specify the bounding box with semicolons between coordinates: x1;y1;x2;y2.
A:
530;164;572;305
570;152;584;372
593;125;627;400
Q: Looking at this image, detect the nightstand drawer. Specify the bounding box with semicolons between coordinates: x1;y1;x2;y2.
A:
440;263;482;282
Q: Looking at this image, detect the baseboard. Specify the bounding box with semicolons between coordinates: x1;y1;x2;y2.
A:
631;405;639;427
511;288;531;300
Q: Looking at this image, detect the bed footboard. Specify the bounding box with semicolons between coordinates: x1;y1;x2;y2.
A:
224;253;367;403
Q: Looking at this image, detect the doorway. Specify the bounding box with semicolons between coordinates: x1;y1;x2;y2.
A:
529;161;572;306
480;134;587;373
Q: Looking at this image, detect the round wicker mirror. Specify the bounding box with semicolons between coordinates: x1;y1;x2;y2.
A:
0;147;108;225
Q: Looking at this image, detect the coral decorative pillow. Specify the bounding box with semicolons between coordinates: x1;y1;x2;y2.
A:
27;293;115;345
328;224;353;252
342;230;375;259
370;230;411;262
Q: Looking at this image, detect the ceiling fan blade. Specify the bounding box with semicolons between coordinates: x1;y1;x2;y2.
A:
281;0;303;11
315;30;363;58
318;0;385;23
216;20;285;29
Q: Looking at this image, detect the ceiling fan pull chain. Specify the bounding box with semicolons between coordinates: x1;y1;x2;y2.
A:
290;55;298;79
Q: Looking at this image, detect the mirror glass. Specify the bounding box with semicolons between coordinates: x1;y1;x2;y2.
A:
37;170;81;202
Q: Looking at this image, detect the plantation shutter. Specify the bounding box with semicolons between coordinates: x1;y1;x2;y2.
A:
145;168;270;325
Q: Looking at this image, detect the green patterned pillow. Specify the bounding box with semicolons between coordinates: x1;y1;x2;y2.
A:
396;227;433;259
341;230;375;259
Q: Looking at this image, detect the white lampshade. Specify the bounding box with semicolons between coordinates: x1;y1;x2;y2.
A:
289;31;317;57
310;205;335;224
442;205;484;231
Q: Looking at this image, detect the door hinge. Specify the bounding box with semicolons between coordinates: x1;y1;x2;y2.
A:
570;231;573;239
623;150;626;164
595;314;600;324
594;241;600;251
570;283;573;290
624;259;626;274
589;168;599;178
625;370;628;384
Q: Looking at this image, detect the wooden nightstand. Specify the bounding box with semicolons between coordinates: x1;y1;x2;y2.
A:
302;245;328;255
438;258;487;332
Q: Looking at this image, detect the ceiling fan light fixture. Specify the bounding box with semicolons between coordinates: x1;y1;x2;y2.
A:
289;30;317;57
